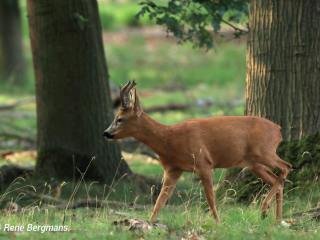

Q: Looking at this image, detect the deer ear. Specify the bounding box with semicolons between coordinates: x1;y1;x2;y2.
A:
133;88;143;117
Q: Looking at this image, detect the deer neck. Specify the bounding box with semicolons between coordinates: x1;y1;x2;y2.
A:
132;113;169;157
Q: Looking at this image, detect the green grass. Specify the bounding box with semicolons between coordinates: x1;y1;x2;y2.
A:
0;207;319;240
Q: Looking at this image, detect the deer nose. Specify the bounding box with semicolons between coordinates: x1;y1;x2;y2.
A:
103;131;114;139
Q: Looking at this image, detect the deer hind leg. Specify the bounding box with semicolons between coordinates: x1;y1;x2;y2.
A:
199;170;220;223
262;156;290;222
275;158;290;222
149;169;182;222
275;185;283;223
251;154;291;221
251;163;279;219
272;167;289;222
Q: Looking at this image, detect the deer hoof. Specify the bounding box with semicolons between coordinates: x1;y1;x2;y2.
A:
261;211;268;219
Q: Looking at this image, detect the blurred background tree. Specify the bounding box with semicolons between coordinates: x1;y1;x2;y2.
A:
0;0;26;85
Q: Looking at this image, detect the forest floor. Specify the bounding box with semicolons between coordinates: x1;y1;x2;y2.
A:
0;152;319;240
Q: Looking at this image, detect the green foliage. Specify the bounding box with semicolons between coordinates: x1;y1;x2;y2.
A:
137;0;249;48
98;1;153;30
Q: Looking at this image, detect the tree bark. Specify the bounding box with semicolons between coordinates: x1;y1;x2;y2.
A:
27;0;131;182
0;0;25;84
245;0;320;141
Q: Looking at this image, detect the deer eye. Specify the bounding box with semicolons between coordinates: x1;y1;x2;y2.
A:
116;118;123;124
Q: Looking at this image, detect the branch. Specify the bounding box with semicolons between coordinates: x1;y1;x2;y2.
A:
0;132;35;144
291;207;320;217
220;19;248;35
20;190;146;211
0;165;34;186
55;199;146;210
21;190;64;204
0;97;35;111
144;99;244;113
289;207;320;220
145;103;190;113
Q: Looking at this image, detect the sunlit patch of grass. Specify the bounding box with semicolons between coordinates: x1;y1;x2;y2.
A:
140;91;188;108
98;1;153;31
107;35;246;90
124;153;163;178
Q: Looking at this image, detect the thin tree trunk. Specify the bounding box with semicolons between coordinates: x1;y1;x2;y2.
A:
245;0;320;141
27;0;131;182
0;0;25;84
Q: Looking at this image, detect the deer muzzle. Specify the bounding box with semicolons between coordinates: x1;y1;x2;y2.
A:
103;130;114;140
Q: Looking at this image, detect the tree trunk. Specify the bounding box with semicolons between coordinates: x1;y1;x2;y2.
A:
0;0;25;84
245;0;320;141
27;0;131;182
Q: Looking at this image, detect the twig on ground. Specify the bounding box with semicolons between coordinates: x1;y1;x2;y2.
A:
291;207;320;218
0;132;35;144
0;97;35;111
20;189;146;211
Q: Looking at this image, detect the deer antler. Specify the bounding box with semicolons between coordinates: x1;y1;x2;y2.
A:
120;80;136;109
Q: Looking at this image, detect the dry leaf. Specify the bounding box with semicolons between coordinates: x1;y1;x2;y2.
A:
113;218;167;232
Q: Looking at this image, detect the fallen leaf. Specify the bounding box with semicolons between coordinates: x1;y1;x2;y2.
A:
113;218;167;232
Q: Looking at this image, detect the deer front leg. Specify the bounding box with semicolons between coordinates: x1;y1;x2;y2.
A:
149;169;182;222
199;170;221;223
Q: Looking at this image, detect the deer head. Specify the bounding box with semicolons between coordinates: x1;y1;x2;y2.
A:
103;80;143;140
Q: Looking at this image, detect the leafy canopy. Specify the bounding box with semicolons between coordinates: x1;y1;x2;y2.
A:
137;0;249;49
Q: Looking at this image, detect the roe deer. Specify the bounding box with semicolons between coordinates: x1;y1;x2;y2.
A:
103;81;292;223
